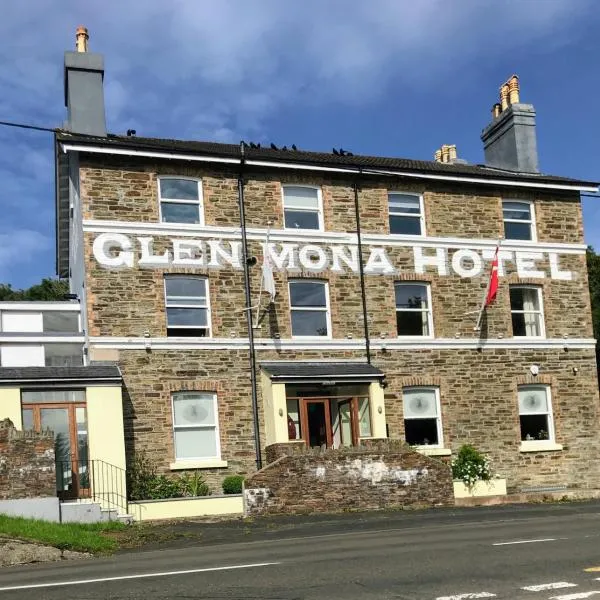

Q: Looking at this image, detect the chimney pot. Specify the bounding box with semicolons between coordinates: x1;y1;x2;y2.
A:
441;145;450;163
447;145;457;161
492;103;502;118
508;74;520;104
434;149;442;162
500;83;510;111
76;26;89;53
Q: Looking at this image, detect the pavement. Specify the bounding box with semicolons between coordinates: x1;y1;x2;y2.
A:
2;501;600;599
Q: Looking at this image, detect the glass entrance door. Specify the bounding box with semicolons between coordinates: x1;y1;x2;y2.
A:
22;395;89;500
300;399;333;449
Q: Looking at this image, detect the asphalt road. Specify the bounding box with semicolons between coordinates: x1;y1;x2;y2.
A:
3;502;600;599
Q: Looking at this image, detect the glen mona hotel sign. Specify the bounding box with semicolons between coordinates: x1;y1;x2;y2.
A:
92;233;576;280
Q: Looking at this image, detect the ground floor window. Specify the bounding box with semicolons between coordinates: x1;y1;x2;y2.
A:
171;392;220;461
518;385;554;442
21;389;88;499
402;387;442;447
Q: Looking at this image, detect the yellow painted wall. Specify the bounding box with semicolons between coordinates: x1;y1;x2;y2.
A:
129;495;243;521
0;387;23;430
368;382;387;439
86;385;126;512
261;375;288;445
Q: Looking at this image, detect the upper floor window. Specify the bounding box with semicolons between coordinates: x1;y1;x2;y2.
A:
403;387;442;447
172;392;220;461
283;186;322;231
289;280;330;337
503;200;535;241
388;193;424;236
518;385;555;443
164;276;210;337
510;285;544;337
159;178;203;224
395;282;433;337
43;312;80;333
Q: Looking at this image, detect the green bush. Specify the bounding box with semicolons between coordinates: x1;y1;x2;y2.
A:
222;475;244;495
451;444;493;488
127;453;211;500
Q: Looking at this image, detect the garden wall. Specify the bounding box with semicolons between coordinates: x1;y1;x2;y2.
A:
244;440;453;516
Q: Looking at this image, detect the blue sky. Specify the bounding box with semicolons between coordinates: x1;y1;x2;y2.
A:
1;0;599;288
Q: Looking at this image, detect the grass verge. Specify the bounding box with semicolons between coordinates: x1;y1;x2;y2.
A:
0;514;126;554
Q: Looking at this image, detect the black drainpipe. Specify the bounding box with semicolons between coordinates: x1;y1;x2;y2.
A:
353;174;371;364
237;142;263;470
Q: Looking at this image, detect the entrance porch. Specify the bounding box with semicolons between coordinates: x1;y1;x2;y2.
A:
260;362;388;451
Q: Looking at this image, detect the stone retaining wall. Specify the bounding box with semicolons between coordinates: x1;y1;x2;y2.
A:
244;440;453;515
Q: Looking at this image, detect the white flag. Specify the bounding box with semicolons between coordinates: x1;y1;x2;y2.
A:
262;250;276;302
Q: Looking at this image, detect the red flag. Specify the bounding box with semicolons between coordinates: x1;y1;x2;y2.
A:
485;247;499;306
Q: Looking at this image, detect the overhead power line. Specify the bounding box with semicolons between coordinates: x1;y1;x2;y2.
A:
0;119;57;133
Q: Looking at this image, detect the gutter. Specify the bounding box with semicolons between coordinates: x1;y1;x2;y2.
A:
59;143;599;193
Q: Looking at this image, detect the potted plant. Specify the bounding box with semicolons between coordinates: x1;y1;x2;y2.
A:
451;444;506;498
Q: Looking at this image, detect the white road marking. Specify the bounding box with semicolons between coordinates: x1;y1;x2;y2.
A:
0;562;280;592
522;582;578;591
436;593;496;600
549;593;600;600
493;538;557;546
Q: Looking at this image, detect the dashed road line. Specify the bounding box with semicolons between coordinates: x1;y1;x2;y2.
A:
522;582;578;592
435;593;497;600
548;592;600;600
493;538;557;546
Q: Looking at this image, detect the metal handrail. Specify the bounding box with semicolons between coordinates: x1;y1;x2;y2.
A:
56;459;128;514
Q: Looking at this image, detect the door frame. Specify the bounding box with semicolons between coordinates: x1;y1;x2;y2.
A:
22;401;89;500
299;398;333;448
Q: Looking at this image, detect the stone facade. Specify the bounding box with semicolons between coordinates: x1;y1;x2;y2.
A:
244;441;454;515
74;152;600;497
0;419;55;500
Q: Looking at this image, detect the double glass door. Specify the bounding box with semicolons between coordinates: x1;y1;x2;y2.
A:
22;394;89;500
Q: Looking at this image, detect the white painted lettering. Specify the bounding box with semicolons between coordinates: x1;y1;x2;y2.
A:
92;233;134;269
172;239;206;266
482;249;514;277
265;243;298;270
516;251;545;279
207;240;242;269
549;253;573;281
330;245;359;273
413;246;448;276
451;249;483;278
364;247;395;274
138;237;170;267
299;245;329;271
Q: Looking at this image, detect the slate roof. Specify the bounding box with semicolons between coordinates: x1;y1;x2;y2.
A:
56;131;598;188
0;365;122;383
260;362;384;381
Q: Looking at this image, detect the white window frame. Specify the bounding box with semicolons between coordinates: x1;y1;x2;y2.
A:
395;281;434;339
282;185;324;232
402;386;443;449
158;176;204;225
288;279;332;339
164;275;212;337
171;391;221;462
502;199;536;242
510;284;545;339
388;192;425;236
518;384;555;445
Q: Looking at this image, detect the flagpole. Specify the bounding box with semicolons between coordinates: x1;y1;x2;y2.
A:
474;238;502;331
253;222;271;328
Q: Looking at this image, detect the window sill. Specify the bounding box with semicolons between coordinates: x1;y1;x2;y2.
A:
519;441;563;453
170;460;228;470
415;447;452;456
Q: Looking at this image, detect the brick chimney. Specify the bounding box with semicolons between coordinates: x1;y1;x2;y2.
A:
480;75;538;173
64;26;107;136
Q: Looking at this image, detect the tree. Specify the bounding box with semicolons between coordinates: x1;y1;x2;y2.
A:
0;278;69;301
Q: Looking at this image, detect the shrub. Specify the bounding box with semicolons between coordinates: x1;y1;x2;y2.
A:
180;471;210;497
127;452;211;500
222;475;244;495
451;444;493;488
